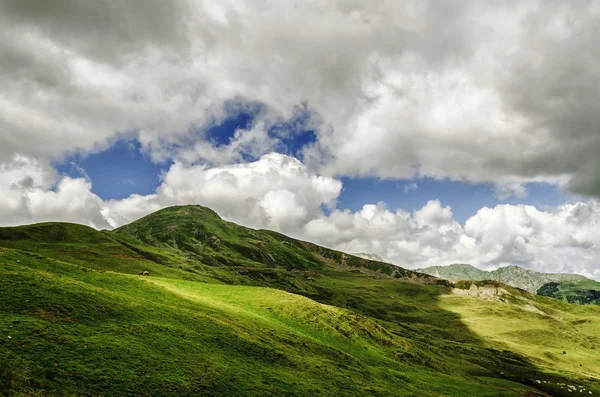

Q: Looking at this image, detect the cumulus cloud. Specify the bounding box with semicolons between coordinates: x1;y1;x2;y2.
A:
1;1;599;195
1;2;600;279
464;203;600;276
0;155;111;228
0;152;341;233
304;200;470;270
304;199;600;279
102;153;343;233
0;152;599;279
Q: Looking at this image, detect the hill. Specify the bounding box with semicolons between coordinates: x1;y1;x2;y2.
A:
419;263;588;293
538;279;600;305
0;205;599;396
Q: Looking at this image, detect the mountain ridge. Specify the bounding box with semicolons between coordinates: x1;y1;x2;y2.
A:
0;204;599;396
418;263;588;293
351;252;388;263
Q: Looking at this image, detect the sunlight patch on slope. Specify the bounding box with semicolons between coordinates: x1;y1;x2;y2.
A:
146;277;405;350
439;290;600;380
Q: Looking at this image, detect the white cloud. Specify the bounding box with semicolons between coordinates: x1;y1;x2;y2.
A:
0;153;342;233
493;182;528;200
464;203;600;276
1;1;600;195
304;199;600;279
0;154;110;228
26;177;111;229
102;152;342;233
175;121;278;166
1;1;600;279
0;152;599;279
304;200;470;270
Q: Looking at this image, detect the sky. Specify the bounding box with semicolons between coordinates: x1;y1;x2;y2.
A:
1;1;600;279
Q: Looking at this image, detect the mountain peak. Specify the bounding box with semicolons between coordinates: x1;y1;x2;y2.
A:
115;205;222;232
496;265;522;271
111;204;419;279
446;263;479;270
155;204;221;218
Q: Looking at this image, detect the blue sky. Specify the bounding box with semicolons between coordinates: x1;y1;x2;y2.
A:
54;113;575;224
336;177;574;224
3;1;600;276
55;141;169;200
54;107;323;200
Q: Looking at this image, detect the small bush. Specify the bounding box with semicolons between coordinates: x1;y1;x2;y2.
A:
0;359;23;395
453;280;473;290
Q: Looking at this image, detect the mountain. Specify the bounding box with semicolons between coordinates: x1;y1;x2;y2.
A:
352;252;388;262
110;205;415;283
1;205;599;396
419;263;588;293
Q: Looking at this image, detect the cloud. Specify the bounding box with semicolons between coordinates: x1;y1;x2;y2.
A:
463;202;600;276
25;177;112;229
0;155;111;228
103;152;342;233
403;182;417;193
1;2;600;279
303;2;600;197
1;1;599;195
0;153;342;233
303;200;470;270
175;120;279;166
304;199;600;279
0;152;599;279
493;182;528;200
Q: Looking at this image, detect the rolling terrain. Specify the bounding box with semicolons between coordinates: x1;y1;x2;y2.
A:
538;279;600;305
0;205;599;396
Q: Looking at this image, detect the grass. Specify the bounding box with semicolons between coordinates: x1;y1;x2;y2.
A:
0;250;535;396
538;279;600;305
439;290;600;379
0;205;599;396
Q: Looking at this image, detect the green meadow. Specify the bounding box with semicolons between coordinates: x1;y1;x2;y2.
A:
0;205;599;396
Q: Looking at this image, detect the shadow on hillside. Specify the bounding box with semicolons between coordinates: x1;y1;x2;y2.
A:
290;272;598;397
2;214;598;396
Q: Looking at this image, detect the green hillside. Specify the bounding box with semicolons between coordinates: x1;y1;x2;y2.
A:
1;205;599;396
420;263;588;293
538;279;600;305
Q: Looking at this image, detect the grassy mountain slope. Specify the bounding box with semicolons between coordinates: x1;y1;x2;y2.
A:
1;248;554;397
445;281;600;379
110;205;417;286
0;205;599;396
420;263;588;293
538;279;600;305
0;222;194;280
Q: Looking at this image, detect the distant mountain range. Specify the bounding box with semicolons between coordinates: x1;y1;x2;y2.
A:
418;263;588;293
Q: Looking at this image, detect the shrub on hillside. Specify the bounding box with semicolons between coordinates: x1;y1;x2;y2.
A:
0;358;24;395
537;282;560;297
